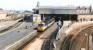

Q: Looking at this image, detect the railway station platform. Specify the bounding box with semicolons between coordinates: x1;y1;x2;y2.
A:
53;21;72;50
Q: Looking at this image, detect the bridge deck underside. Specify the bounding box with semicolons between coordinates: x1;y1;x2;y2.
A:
41;14;78;21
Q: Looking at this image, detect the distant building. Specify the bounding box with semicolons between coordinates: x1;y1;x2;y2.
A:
76;6;91;14
0;10;8;20
0;10;21;21
0;13;7;20
78;15;93;21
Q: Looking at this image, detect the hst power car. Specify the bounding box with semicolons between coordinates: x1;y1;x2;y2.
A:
33;14;54;32
37;18;54;32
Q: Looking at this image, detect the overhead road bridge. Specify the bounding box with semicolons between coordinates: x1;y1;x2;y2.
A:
34;6;91;21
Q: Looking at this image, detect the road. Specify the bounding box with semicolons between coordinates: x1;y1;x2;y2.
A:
60;21;93;50
0;22;37;50
69;29;90;50
69;26;93;50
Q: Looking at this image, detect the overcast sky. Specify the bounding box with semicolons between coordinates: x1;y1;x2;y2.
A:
0;0;93;10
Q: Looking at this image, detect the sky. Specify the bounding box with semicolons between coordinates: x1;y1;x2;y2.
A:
0;0;93;10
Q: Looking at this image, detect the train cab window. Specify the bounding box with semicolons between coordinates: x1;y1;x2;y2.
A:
38;24;43;26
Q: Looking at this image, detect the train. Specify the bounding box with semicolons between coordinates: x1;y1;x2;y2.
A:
34;14;93;32
37;18;54;32
33;14;41;24
33;14;93;32
33;14;55;32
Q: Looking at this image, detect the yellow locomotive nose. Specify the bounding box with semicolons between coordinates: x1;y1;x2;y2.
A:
37;27;45;31
37;21;45;32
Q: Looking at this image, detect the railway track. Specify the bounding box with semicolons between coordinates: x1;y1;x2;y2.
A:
17;32;43;50
0;20;23;33
21;23;57;50
69;29;90;50
41;27;58;50
60;35;73;50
